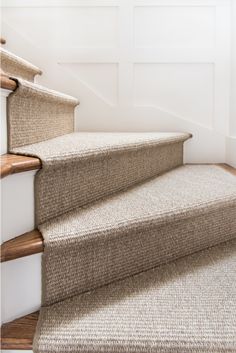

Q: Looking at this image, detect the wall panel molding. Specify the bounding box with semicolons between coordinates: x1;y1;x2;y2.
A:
1;0;231;162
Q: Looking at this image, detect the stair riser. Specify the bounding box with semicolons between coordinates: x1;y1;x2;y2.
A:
42;204;236;305
1;171;36;243
36;142;184;224
1;254;41;324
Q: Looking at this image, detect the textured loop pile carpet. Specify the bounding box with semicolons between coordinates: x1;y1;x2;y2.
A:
38;165;236;305
34;239;236;353
12;131;191;223
5;49;236;352
8;78;79;149
1;47;42;81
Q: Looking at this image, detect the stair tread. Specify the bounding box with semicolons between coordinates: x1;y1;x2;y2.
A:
41;165;236;241
8;78;79;150
1;229;43;262
1;312;39;350
0;47;42;80
0;153;41;178
1;164;234;263
13;131;191;165
0;74;17;91
35;239;236;352
40;164;236;305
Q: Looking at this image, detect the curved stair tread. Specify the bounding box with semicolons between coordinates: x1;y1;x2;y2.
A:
0;164;235;264
0;153;41;178
1;312;39;350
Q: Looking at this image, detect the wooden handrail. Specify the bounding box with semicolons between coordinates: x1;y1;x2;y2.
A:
1;312;39;350
0;37;6;45
1;230;44;262
0;154;41;179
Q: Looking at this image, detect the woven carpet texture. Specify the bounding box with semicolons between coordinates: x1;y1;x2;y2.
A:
39;165;236;305
13;132;191;224
5;51;236;352
1;47;42;82
33;238;236;353
8;78;79;149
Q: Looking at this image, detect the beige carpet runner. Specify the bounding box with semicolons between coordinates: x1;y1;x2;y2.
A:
35;165;236;306
5;49;236;352
1;47;42;82
12;131;190;223
34;239;236;353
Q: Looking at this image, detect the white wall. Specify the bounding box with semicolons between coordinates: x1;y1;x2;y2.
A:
226;0;236;167
1;0;234;163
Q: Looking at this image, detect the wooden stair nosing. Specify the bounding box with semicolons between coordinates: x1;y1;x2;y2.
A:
1;229;44;262
1;74;17;91
1;311;39;350
1;153;41;179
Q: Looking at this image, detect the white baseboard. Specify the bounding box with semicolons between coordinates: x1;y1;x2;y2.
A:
226;136;236;167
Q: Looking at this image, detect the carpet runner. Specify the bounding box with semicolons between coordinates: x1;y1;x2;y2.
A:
4;47;236;352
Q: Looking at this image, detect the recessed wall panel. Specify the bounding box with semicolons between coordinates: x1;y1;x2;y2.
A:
134;63;214;127
134;6;215;49
2;7;119;48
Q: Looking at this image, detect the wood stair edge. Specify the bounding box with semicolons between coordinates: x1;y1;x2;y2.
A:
1;311;39;350
1;230;44;262
1;153;41;178
1;74;17;91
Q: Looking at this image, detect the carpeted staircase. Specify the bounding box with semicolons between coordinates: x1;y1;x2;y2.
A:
2;47;236;352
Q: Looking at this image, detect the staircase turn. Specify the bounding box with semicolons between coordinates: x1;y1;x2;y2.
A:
1;44;236;353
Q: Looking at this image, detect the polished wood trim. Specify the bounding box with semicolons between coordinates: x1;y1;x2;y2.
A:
1;312;39;350
0;37;6;45
0;74;17;91
1;230;44;262
0;153;41;178
218;163;236;176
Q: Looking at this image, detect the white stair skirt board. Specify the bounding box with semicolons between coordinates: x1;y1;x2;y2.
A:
1;88;11;155
1;170;39;324
1;254;41;323
226;136;236;168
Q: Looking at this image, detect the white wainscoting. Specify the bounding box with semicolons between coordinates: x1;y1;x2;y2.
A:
1;0;233;162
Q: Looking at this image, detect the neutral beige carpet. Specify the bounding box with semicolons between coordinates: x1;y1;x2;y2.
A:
38;165;236;305
8;78;79;149
1;48;42;81
13;132;190;223
34;238;236;353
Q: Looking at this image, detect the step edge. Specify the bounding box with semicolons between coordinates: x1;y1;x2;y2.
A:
1;311;39;350
1;230;44;262
0;153;41;179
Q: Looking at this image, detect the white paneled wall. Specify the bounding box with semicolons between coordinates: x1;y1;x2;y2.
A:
0;0;234;161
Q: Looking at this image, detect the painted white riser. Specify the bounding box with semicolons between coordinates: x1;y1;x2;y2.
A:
1;171;42;324
1;254;41;323
1;171;37;242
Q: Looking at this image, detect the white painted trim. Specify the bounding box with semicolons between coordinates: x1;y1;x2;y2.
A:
1;0;119;8
1;89;11;154
226;136;236;167
1;0;230;7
